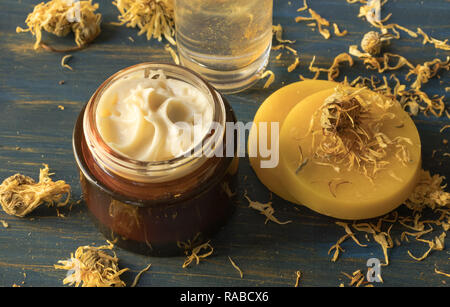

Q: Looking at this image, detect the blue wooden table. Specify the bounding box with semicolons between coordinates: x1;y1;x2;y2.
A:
0;0;449;287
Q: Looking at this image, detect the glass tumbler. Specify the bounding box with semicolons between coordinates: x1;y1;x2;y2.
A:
174;0;273;94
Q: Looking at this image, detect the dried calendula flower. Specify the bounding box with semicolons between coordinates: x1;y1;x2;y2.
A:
130;263;152;287
244;192;292;225
54;241;128;287
328;233;351;262
16;0;101;51
404;169;450;211
361;31;382;56
112;0;175;45
435;267;450;277
0;164;71;217
306;85;412;179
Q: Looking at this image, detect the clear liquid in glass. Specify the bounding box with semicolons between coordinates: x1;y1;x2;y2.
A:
174;0;273;93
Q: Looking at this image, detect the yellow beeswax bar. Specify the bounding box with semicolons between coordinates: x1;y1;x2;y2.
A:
279;87;421;220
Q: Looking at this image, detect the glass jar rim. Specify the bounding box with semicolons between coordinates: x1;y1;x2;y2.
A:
83;62;226;183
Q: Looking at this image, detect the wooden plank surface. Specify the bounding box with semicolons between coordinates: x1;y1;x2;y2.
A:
0;0;449;287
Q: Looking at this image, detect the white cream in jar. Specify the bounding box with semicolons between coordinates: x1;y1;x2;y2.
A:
95;69;214;162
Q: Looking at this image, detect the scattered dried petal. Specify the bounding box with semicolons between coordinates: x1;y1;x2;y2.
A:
297;0;308;12
130;263;152;287
181;240;214;268
307;85;410;179
404;170;450;211
417;27;450;51
435;267;450;277
164;44;179;64
287;56;300;72
272;24;295;44
341;269;368;287
335;221;367;247
112;0;175;45
333;23;348;37
61;54;73;71
244;192;292;225
228;256;243;279
328;180;352;198
361;31;382;55
294;270;301;287
295;8;331;39
260;70;275;88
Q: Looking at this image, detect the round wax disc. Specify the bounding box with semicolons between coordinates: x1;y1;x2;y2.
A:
248;80;337;203
279;88;422;220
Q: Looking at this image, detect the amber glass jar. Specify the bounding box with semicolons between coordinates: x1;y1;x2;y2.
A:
73;63;238;256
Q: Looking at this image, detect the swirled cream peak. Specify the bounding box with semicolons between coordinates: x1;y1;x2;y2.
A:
95;70;213;162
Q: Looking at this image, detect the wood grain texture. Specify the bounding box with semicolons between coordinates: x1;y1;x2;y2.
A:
0;0;449;287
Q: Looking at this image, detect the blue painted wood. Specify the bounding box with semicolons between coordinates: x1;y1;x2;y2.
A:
0;0;448;287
